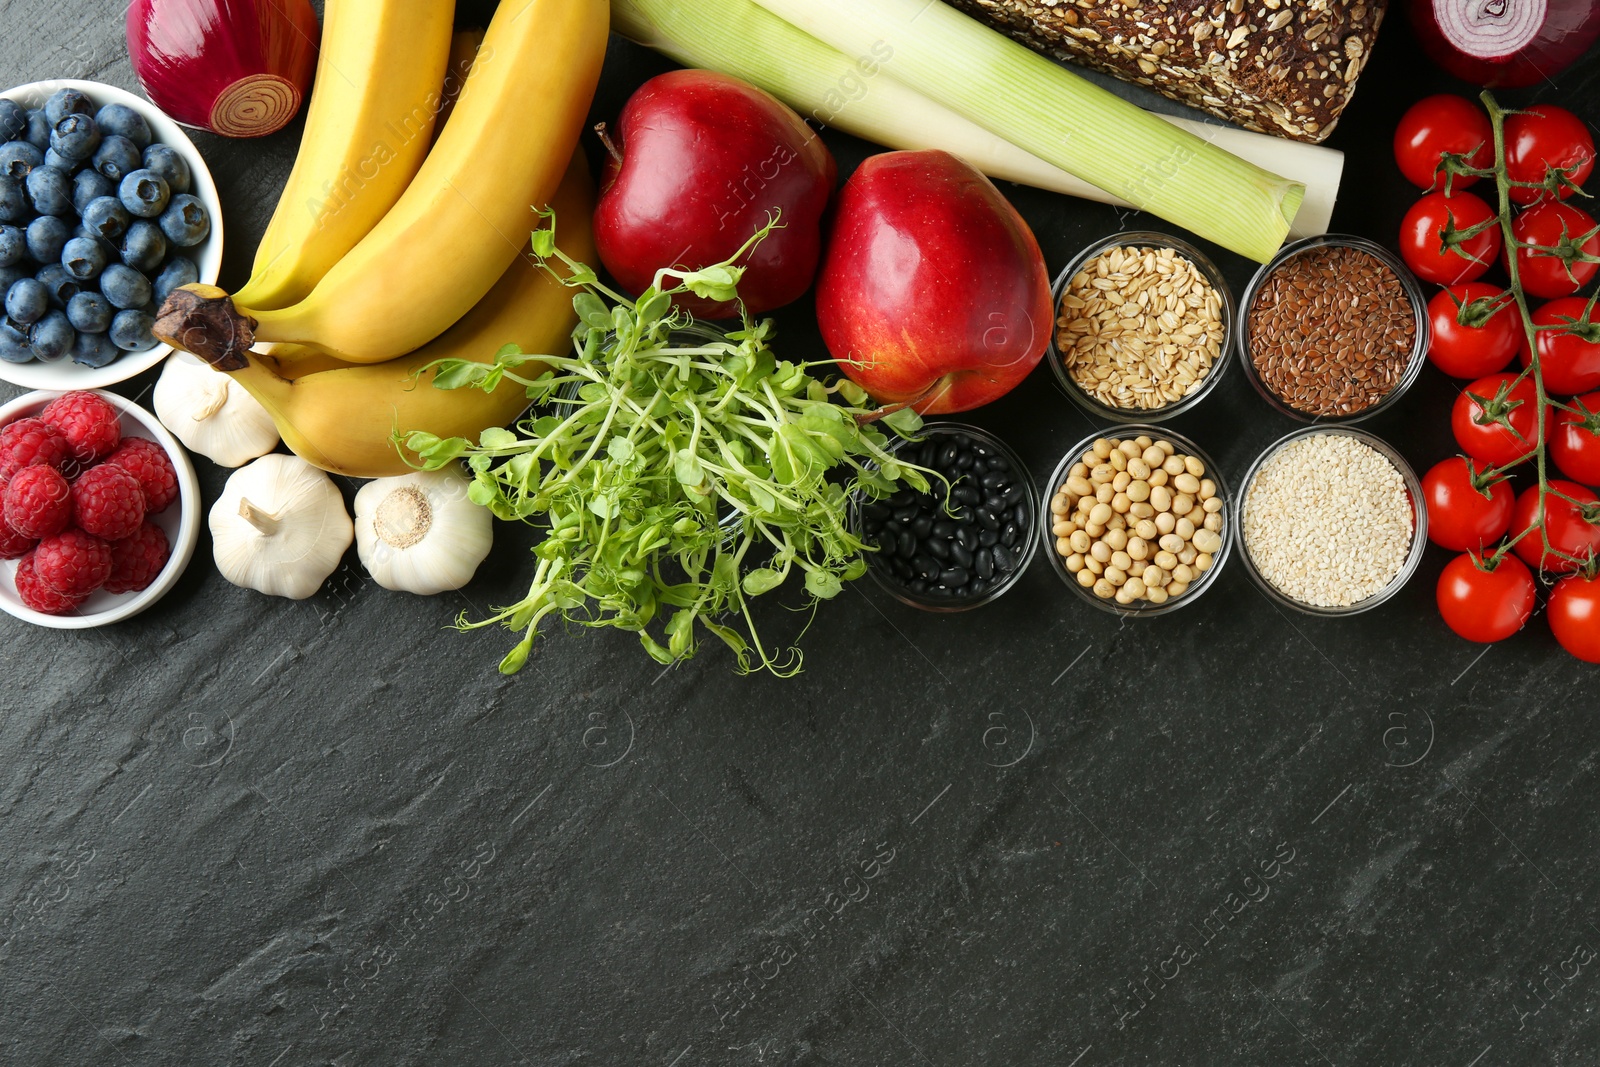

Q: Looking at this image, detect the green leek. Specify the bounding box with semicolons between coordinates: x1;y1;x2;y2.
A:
737;0;1302;262
612;0;1341;238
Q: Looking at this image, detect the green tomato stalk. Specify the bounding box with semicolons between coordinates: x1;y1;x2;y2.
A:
402;213;934;676
1454;93;1600;579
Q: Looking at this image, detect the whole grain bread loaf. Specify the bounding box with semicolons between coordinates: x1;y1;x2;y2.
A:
944;0;1385;143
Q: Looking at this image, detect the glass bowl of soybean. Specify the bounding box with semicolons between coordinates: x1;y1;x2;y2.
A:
1039;424;1232;617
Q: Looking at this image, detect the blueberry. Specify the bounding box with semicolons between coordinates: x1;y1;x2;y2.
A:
70;329;118;368
109;308;155;351
42;148;78;174
82;195;130;240
25;215;70;262
0;100;26;142
0;265;25;293
0;225;23;267
119;219;166;272
67;290;113;333
89;134;141;185
100;262;151;310
43;89;93;128
5;277;48;324
152;255;198;305
158;193;209;247
50;113;101;163
141;144;190;195
0;176;29;223
22;110;51;151
0;318;31;363
24;165;72;216
94;104;151;150
34;263;80;308
0;140;43;180
61;235;111;281
118;168;169;218
29;309;73;361
72;167;114;214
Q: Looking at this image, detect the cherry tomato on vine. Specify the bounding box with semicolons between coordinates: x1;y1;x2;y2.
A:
1400;190;1502;284
1452;372;1541;467
1504;104;1596;205
1510;479;1600;573
1436;552;1537;643
1552;392;1600;485
1508;200;1600;299
1427;283;1520;378
1519;297;1600;395
1423;456;1516;551
1549;574;1600;663
1394;95;1494;191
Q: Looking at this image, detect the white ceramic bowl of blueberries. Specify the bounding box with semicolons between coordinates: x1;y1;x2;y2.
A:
0;79;224;390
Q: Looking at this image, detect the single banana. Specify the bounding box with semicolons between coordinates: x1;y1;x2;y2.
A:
157;0;609;370
219;153;595;479
230;0;457;312
434;28;486;141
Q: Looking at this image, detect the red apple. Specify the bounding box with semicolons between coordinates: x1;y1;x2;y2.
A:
815;151;1052;415
593;70;837;319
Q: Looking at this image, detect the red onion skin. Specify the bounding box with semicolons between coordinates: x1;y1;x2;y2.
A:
127;0;319;137
1409;0;1600;87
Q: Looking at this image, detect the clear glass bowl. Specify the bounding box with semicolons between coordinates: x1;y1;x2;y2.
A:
1233;426;1429;617
853;422;1037;613
1234;234;1431;425
1038;423;1231;618
1045;231;1236;424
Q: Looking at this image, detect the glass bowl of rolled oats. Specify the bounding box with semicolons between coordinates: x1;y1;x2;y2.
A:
1046;231;1235;424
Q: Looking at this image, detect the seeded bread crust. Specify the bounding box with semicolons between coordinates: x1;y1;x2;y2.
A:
944;0;1385;143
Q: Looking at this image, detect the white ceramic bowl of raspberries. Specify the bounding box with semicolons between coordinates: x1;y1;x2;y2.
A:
0;388;199;628
0;79;224;390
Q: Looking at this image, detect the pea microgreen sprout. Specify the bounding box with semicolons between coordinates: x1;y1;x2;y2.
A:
402;212;936;676
1469;92;1600;575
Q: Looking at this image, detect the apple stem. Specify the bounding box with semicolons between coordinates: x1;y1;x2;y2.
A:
594;122;624;165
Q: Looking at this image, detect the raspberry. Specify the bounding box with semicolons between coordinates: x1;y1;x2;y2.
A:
0;477;35;560
0;417;72;478
71;464;145;540
32;529;112;598
3;464;72;539
14;552;87;615
105;437;179;513
40;391;121;463
105;521;170;594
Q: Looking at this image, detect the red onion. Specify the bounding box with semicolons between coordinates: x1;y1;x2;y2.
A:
1409;0;1600;87
127;0;319;138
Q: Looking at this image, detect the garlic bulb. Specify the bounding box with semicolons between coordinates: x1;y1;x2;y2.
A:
354;467;492;595
154;353;279;467
210;454;353;599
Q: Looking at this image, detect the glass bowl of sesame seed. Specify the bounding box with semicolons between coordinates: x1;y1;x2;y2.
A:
1235;234;1431;424
1046;231;1236;424
1233;426;1429;617
1040;424;1233;618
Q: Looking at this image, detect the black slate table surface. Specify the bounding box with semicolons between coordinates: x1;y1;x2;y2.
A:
4;4;1599;1065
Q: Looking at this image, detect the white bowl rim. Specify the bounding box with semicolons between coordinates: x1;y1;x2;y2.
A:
0;388;200;629
0;78;225;391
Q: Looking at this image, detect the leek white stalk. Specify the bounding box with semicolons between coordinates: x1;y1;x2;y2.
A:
612;0;1342;237
741;0;1302;262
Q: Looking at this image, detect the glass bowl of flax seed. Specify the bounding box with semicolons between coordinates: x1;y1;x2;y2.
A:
1046;231;1235;424
1236;235;1431;424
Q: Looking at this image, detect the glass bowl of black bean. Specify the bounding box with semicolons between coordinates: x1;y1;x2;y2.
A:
852;422;1037;612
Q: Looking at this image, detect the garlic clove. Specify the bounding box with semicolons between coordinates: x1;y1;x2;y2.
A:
354;466;492;595
211;453;353;599
155;353;279;467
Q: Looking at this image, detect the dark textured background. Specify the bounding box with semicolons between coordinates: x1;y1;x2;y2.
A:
3;3;1599;1065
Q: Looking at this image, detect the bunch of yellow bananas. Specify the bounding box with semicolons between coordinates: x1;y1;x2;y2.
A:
155;0;610;477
